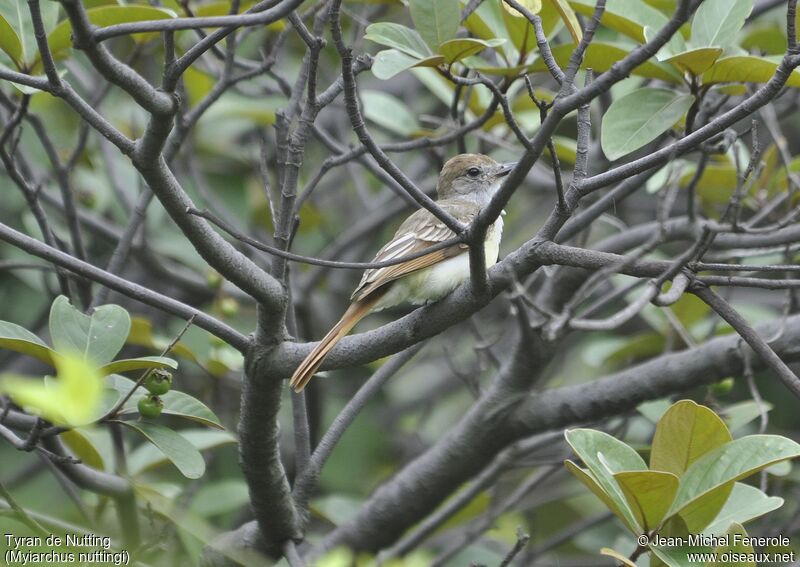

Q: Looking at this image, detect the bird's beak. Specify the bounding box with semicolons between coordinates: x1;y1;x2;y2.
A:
496;162;517;177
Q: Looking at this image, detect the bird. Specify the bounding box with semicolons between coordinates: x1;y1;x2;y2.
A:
289;153;516;392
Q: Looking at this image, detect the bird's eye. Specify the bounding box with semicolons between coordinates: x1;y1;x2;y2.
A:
466;167;481;178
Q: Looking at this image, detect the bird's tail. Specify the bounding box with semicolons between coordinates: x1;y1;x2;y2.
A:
289;297;378;392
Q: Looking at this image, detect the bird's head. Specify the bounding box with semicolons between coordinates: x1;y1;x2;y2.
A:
436;154;517;202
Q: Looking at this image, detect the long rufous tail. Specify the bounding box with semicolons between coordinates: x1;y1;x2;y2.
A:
289;297;377;392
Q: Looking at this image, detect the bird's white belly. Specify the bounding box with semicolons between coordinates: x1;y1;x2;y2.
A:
373;218;503;311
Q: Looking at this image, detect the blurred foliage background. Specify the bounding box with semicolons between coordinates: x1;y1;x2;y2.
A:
1;0;800;565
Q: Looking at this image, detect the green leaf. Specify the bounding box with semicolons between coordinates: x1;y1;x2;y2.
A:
600;548;638;567
741;24;788;56
666;435;800;531
464;0;512;46
125;427;236;478
120;421;206;479
183;66;215;107
601;87;695;160
189;479;250;517
644;24;687;60
651;543;711;567
501;0;543;15
0;320;57;366
371;49;444;80
47;5;176;58
569;0;668;42
614;470;679;531
0;14;22;67
99;356;178;376
0;0;59;66
565;429;647;532
711;523;755;567
409;0;459;50
703;483;784;536
720;400;773;433
566;429;648;472
49;295;131;366
361;90;421;136
702;56;800;88
664;47;723;75
0;353;104;427
529;42;683;83
549;0;582;43
438;37;505;64
565;461;640;533
501;0;540;55
690;0;752;48
364;22;431;58
678;162;738;204
61;428;106;470
650;400;732;477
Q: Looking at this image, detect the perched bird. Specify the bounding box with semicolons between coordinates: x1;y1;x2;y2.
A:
289;153;515;392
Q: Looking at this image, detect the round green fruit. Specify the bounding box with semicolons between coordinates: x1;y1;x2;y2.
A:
138;395;164;419
145;369;172;395
219;297;239;317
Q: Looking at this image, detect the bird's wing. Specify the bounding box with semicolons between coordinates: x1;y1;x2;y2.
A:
351;204;478;302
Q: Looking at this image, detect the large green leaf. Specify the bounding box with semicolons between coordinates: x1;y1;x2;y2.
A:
99;356;178;377
501;0;541;55
529;42;683;83
371;49;444;80
713;523;756;567
601;87;695;160
676;482;734;533
650;400;732;477
703;483;784;536
569;0;667;42
666;435;800;530
702;56;800;88
650;543;711;567
565;429;646;532
565;461;640;532
614;470;679;531
0;0;59;66
364;22;431;58
0;353;104;427
361;90;421;136
720;400;774;433
690;0;752;47
0;320;57;366
464;0;514;57
664;47;723;75
49;295;131;366
125;427;236;478
438;38;505;64
47;5;176;58
409;0;459;50
549;0;582;43
120;421;207;479
0;14;22;67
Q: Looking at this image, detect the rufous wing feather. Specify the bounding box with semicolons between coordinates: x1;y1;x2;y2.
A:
289;295;380;392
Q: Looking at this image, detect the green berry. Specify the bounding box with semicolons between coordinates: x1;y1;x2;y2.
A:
138;395;163;419
145;369;172;395
711;377;735;395
219;297;239;317
207;271;223;289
